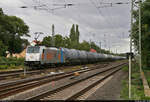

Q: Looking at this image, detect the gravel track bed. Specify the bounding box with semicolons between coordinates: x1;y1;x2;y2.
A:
0;63;105;83
42;68;118;100
0;74;46;84
2;62;125;100
86;69;128;100
76;75;114;100
0;65;106;99
0;63;108;88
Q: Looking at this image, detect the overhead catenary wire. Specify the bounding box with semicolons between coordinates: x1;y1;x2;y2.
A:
22;0;130;53
90;0;130;52
89;0;118;50
104;2;126;39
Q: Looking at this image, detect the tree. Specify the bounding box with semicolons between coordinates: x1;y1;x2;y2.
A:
69;24;80;49
76;24;80;43
41;36;52;47
0;41;8;56
63;36;71;48
78;40;90;51
41;24;116;55
0;8;29;55
41;35;72;48
54;34;64;48
0;8;3;15
131;0;150;67
69;24;78;48
69;24;76;42
22;39;30;48
90;42;101;53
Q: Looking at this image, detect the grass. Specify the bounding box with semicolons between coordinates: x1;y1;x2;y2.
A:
120;62;150;100
122;65;129;72
0;65;23;72
143;68;150;87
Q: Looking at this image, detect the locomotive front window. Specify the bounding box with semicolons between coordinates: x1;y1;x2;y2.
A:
27;46;40;53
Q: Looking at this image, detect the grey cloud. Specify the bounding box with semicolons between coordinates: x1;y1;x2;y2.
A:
0;0;131;53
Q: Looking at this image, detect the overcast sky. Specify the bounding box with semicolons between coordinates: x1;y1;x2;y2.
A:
0;0;131;53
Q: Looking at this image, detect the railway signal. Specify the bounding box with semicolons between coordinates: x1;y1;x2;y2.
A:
126;52;134;59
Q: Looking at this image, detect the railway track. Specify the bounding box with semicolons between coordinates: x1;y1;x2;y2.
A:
26;62;127;100
0;70;46;80
0;63;109;99
0;63;108;81
1;61;127;100
0;70;23;74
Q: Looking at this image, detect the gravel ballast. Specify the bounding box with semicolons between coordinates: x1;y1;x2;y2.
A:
86;69;128;100
3;62;124;100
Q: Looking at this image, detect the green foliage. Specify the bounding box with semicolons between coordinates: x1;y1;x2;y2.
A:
0;57;24;70
76;25;80;44
0;41;8;56
0;8;3;14
41;24;123;56
54;34;64;48
143;69;150;87
132;0;150;67
0;8;30;56
69;24;76;43
0;65;9;69
63;36;71;48
78;40;90;51
41;36;52;47
68;24;81;49
120;63;146;100
0;57;24;66
122;65;128;72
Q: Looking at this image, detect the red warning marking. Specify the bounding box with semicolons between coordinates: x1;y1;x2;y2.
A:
51;81;55;87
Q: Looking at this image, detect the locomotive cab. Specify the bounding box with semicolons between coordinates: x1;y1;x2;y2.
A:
25;46;45;66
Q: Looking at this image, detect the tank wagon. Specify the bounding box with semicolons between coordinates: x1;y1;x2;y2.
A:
25;46;125;68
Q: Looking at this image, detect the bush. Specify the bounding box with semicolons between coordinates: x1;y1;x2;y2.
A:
0;57;24;69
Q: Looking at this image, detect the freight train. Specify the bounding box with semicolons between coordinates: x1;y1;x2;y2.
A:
24;46;126;68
